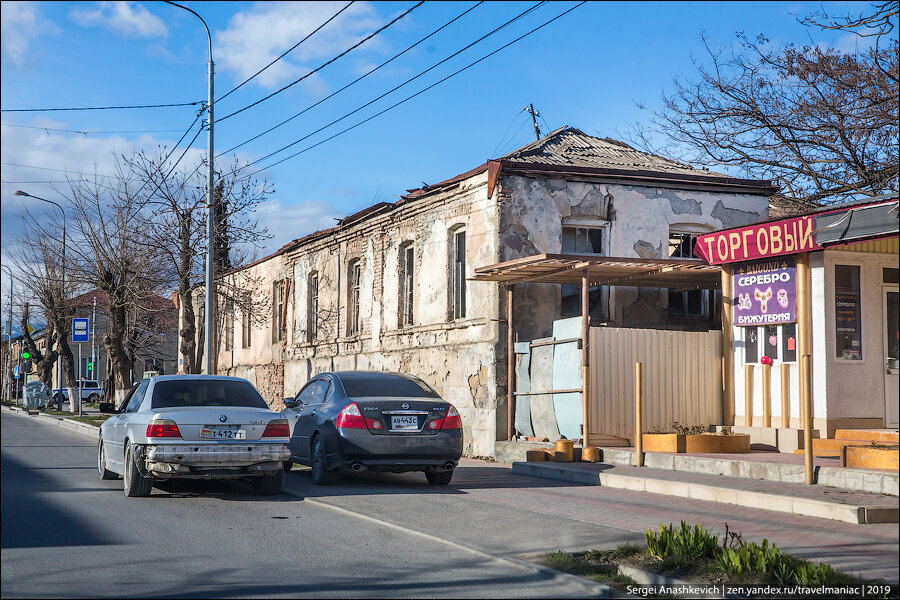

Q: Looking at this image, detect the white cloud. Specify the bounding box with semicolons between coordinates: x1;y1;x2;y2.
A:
1;1;57;66
1;121;207;254
253;197;341;255
70;1;167;38
215;1;383;90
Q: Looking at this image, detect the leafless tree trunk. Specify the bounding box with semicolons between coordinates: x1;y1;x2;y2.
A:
20;303;57;389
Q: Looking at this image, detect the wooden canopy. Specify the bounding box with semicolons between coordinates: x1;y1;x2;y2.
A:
471;253;722;290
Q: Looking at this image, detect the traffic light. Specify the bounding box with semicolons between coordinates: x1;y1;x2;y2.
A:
22;351;30;360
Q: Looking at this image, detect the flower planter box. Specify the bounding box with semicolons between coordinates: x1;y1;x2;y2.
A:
641;433;750;454
841;445;900;470
685;433;750;454
642;433;685;453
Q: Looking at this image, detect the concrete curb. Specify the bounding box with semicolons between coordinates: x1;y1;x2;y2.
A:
34;412;101;440
511;462;897;525
597;446;899;497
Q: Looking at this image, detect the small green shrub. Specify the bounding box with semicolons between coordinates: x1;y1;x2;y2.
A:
645;521;718;560
671;421;707;435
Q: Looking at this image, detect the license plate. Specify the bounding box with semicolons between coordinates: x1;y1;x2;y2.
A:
391;416;419;431
200;426;247;440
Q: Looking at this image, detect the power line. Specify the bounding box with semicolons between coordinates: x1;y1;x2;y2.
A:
1;161;118;179
1;101;202;113
217;1;355;104
234;1;547;171
243;2;586;179
491;108;528;157
220;1;484;156
1;123;188;135
216;1;425;123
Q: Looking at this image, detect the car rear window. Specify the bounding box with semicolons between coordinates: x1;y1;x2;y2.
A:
339;375;438;398
151;380;269;409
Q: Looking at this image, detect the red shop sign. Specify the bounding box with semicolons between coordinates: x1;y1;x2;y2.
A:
694;215;821;265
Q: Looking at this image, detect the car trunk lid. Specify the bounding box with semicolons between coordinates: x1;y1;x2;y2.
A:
151;407;281;441
353;397;450;435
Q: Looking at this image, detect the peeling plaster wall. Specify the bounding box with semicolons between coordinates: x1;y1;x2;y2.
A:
498;175;768;339
200;171;503;457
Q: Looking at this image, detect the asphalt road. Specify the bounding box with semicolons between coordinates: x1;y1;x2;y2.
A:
0;410;630;599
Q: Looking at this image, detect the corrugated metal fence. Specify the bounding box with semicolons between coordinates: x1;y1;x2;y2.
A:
590;328;722;441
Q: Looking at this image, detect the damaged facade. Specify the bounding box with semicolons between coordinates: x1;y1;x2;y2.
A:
180;127;775;457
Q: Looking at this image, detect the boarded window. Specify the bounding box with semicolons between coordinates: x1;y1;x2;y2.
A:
399;243;414;327
450;229;466;320
348;260;361;335
272;280;285;343
307;271;318;343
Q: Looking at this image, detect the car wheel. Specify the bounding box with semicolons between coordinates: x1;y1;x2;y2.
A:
425;469;454;485
253;468;284;495
88;394;100;404
97;437;118;480
123;442;152;497
283;460;294;472
311;437;337;486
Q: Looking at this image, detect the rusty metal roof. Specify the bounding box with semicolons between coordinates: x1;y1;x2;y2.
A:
471;253;722;289
498;127;732;178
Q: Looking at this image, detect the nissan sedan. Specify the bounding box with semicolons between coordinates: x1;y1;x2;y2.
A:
98;375;290;497
281;372;463;486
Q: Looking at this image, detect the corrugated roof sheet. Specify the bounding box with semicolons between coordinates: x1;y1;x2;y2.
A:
498;126;732;178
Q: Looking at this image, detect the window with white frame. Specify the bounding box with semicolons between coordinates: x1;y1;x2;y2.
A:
561;219;606;319
668;228;712;319
272;280;285;343
241;297;251;349
224;299;234;351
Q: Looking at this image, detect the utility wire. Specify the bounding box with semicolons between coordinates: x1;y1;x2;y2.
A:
234;1;546;171
217;1;355;104
216;1;425;123
220;1;484;156
243;2;586;179
1;123;187;135
1;101;202;113
491;108;528;157
126;109;205;201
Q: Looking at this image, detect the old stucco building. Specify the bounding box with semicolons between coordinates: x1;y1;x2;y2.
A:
182;128;774;457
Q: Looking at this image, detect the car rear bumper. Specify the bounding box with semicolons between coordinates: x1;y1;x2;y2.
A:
331;428;463;471
144;442;290;478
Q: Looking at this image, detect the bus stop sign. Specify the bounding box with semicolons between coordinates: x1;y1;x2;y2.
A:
73;318;89;343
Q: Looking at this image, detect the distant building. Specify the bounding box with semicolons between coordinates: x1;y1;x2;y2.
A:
182;128;774;457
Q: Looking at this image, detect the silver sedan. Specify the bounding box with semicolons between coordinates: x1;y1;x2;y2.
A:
98;375;290;497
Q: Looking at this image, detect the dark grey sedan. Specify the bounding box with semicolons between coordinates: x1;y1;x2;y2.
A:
281;372;463;486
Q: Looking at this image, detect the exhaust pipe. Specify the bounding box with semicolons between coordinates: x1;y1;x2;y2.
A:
443;462;455;472
349;462;367;473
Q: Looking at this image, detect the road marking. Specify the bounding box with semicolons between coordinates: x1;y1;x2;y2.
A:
290;491;613;598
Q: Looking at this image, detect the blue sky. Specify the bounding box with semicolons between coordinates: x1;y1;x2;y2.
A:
0;0;876;319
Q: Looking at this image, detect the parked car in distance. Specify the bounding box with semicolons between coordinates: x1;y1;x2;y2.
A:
98;375;290;497
53;379;103;405
281;371;463;486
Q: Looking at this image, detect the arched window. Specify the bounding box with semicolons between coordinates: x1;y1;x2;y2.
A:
307;271;318;343
449;226;466;320
398;242;414;327
347;259;361;335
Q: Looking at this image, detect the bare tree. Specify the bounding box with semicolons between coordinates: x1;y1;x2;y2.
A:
12;212;82;412
631;2;898;214
129;151;272;373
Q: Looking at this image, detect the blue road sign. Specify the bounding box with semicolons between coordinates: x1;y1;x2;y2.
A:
73;318;89;343
14;365;20;378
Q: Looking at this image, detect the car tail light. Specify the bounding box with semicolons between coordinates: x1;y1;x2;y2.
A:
428;405;462;431
336;403;367;429
262;419;290;437
365;418;383;430
146;419;182;438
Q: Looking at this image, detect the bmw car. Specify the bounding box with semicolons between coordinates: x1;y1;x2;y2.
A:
281;372;463;486
98;375;290;497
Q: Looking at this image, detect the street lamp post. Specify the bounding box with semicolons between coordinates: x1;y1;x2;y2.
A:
1;265;13;404
14;190;68;411
165;1;216;375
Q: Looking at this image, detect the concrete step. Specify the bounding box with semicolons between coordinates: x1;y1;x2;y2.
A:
512;461;899;525
834;429;899;443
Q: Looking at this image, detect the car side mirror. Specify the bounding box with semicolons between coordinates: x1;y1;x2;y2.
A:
283;397;297;409
98;402;117;414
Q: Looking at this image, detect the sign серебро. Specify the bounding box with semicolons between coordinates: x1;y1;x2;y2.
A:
733;258;796;326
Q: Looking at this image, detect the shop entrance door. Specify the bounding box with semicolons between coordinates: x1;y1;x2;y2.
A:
884;287;899;428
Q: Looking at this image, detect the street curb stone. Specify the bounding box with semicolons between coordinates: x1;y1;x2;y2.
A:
33;411;101;439
511;462;897;525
